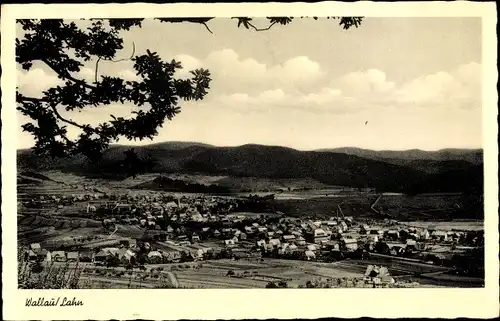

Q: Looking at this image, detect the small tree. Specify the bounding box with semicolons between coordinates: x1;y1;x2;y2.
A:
265;281;278;288
277;280;288;288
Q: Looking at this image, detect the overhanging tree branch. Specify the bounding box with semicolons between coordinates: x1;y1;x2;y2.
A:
18;94;89;131
41;59;97;90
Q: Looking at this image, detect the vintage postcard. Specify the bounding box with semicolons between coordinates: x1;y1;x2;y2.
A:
1;2;498;320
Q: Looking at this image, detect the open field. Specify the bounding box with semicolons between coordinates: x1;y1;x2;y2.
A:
400;220;483;231
48;257;479;289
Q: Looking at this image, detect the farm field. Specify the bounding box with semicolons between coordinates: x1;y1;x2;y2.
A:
400;220;483;231
54;258;466;289
70;259;367;289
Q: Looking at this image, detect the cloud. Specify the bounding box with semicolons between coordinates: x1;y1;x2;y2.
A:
339;69;396;96
195;49;325;94
17;68;62;98
214;61;481;115
395;62;481;109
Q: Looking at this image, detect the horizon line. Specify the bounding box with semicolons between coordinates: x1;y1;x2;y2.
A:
17;140;484;153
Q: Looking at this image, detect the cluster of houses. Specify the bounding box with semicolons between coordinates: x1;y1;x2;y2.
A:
21;191;483;270
96;196;239;228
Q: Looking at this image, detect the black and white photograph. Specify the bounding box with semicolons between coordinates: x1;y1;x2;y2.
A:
2;2;498;320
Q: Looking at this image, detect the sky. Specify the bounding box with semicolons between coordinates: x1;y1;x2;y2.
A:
16;17;483;151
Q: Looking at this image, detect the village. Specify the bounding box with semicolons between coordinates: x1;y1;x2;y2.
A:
19;190;484;288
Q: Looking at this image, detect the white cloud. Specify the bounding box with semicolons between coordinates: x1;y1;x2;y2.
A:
395;62;481;109
340;69;396;96
214;61;481;116
198;49;325;93
17;68;62;97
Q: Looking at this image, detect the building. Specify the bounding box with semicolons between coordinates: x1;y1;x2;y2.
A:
305;250;316;261
66;252;79;262
340;238;358;252
30;243;41;254
52;251;66;262
305;228;330;244
147;251;163;263
79;251;94;262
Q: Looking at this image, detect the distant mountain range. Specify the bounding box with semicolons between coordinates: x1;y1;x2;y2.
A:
316;147;483;164
17;142;483;194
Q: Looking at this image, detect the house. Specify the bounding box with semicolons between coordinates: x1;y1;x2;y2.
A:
52;251;66;262
213;230;221;237
27;250;38;261
103;247;121;256
368;235;379;243
256;240;267;250
431;230;448;242
340;238;358;252
79;251;94;262
94;250;108;263
326;220;338;227
370;229;384;236
258;227;268;234
163;251;182;263
385;230;400;241
360;224;370;234
192;248;205;260
224;239;236;247
419;229;430;240
113;203;131;213
405;239;417;251
165;201;178;209
66;252;79;262
192;235;201;243
305;250;316;261
147;251;163;263
37;249;51;262
30;243;41;254
296;236;307;246
268;239;281;249
307;244;318;252
407;233;419;241
390;246;405;256
306;228;330;244
191;212;203;222
118;249;135;264
240;232;247;240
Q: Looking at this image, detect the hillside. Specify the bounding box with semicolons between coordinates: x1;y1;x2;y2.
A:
317;147;483;165
17;142;483;193
406;164;484;195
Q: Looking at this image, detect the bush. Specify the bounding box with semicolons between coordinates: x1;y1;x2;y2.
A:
277;280;288;288
265;281;278;288
18;260;83;289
